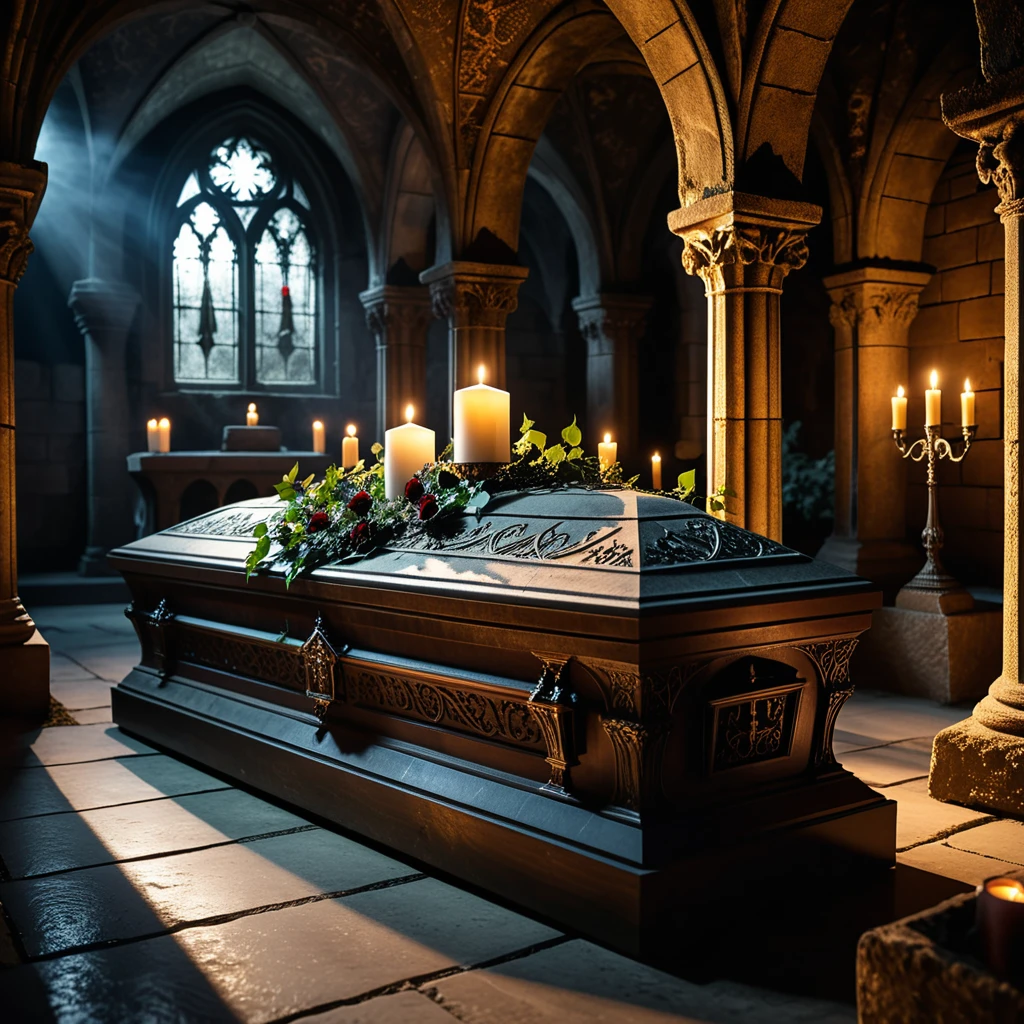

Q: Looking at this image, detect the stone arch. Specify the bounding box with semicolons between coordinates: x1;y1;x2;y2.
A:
809;102;856;265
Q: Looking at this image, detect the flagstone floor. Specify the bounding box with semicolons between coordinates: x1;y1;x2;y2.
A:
0;604;1021;1023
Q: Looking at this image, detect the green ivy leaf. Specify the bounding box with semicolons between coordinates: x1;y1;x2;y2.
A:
544;444;566;464
523;429;547;451
301;473;316;490
274;482;296;501
286;463;299;484
678;469;696;494
567;446;583;461
253;522;268;538
561;416;581;447
520;414;535;434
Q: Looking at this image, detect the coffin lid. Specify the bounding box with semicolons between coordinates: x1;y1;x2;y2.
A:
113;488;875;614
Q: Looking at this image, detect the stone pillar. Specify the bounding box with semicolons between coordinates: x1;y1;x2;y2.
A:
420;262;529;432
571;294;651;462
68;279;140;576
818;265;931;591
928;66;1024;814
668;193;821;540
359;285;433;440
0;159;49;714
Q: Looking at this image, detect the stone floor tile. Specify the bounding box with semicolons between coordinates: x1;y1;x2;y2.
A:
71;707;114;725
2;829;417;957
426;938;854;1024
898;840;1024;885
836;738;933;786
300;991;458;1023
945;820;1024;865
834;690;966;751
169;877;561;1023
884;778;994;850
0;754;230;821
49;678;113;710
0;723;155;768
0;788;308;878
65;648;138;683
48;653;99;682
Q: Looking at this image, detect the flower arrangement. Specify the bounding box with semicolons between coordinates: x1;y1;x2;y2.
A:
245;414;721;584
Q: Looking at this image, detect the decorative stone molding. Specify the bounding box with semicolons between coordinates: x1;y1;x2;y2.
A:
571;294;650;342
358;285;432;341
67;279;141;341
977;118;1024;214
796;637;860;767
0;161;46;286
600;716;668;812
679;222;810;291
302;616;343;718
827;285;924;330
423;265;527;328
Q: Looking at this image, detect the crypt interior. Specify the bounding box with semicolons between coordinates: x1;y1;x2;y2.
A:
2;0;1024;1021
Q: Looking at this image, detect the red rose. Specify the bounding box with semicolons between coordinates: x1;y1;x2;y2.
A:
347;490;372;515
349;521;371;544
418;494;438;521
307;511;330;533
405;477;424;502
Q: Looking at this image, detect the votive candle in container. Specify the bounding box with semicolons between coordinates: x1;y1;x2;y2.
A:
312;420;325;454
977;875;1024;985
246;403;258;427
384;405;435;499
453;365;510;464
651;452;662;490
146;419;159;452
342;424;359;469
892;386;907;431
925;370;941;427
158;417;171;453
961;379;976;428
598;433;617;474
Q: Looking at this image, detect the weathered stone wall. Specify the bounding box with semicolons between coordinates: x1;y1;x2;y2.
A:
910;142;1004;587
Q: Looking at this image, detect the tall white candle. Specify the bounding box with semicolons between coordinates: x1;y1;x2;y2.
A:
598;433;617;473
961;379;976;427
146;419;159;453
158;417;171;453
342;424;359;469
651;452;662;490
925;370;941;427
246;403;258;427
384;405;435;499
312;420;325;454
891;386;907;431
453;365;510;463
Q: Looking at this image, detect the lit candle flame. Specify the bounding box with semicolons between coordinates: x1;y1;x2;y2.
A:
346;423;357;437
652;452;661;462
897;385;904;398
312;420;323;430
964;379;972;393
987;879;1024;902
405;404;415;423
478;365;486;385
147;418;158;429
248;403;257;414
603;433;612;444
930;370;938;389
158;417;170;428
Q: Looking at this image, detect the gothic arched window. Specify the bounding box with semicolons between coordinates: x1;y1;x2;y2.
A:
171;136;319;388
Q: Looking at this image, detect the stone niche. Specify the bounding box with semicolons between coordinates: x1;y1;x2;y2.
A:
109;489;895;954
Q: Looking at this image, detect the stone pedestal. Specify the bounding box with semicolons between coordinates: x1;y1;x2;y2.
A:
571;294;651;463
669;192;821;540
358;285;433;441
68;278;140;576
818;264;931;595
0;159;49;716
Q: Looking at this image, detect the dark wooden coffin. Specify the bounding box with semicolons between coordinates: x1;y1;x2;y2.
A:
109;488;894;954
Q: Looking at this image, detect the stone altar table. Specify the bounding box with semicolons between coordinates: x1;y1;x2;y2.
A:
109;489;895;953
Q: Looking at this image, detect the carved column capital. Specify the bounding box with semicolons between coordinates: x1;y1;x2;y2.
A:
0;161;47;286
571;293;651;343
67;279;141;341
420;261;529;328
358;285;433;343
976;118;1024;215
823;265;932;332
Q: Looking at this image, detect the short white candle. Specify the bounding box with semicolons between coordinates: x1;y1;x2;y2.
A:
651;452;662;490
892;386;907;431
342;423;359;469
925;370;941;427
961;379;976;427
453;365;510;464
598;433;617;474
146;418;159;452
158;417;171;453
384;405;435;499
312;420;325;454
246;403;258;427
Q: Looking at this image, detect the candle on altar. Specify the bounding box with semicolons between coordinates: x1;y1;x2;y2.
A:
453;365;510;464
891;386;907;431
312;420;325;454
246;403;258;427
598;433;617;474
157;417;171;453
651;452;662;490
384;405;435;499
925;370;941;427
961;379;976;428
342;423;359;469
146;419;159;453
977;876;1024;984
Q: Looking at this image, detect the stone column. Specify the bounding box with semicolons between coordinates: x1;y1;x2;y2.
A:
420;262;529;432
359;285;433;440
0;159;49;714
818;264;931;591
668;193;821;540
571;294;651;462
68;279;140;576
928;69;1024;814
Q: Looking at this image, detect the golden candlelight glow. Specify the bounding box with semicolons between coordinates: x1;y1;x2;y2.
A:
158;417;170;429
346;423;357;437
147;418;158;430
478;364;486;385
312;420;323;430
930;370;938;389
965;379;972;393
405;404;415;423
897;385;904;398
248;403;257;414
986;878;1024;903
604;433;612;444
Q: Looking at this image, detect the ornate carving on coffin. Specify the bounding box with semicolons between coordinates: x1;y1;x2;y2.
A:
125;599;175;677
600;717;667;812
584;661;706;720
708;674;802;772
797;637;860;767
644;518;791;567
166;507;272;538
529;653;578;791
176;627;306;692
302;617;343;719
